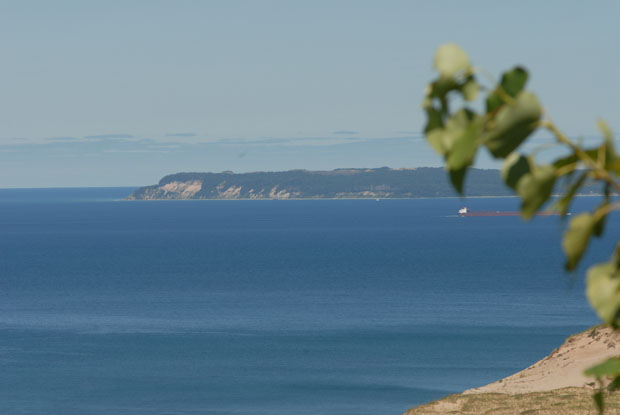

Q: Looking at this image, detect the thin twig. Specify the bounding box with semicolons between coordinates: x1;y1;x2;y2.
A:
542;120;620;194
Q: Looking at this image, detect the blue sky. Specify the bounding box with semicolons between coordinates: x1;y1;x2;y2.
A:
1;0;618;187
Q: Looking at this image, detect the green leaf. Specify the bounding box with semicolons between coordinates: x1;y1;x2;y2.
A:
601;139;618;174
612;159;620;176
553;153;579;170
486;93;504;114
426;109;467;158
593;390;604;415
446;110;480;169
553;171;587;216
428;77;462;100
501;153;531;190
449;168;468;195
486;67;529;113
593;198;609;238
426;129;449;156
595;140;618;173
594;215;607;238
434;43;470;79
462;79;479;101
563;213;595;270
585;358;620;378
553;146;615;171
424;105;443;133
586;262;620;326
423;98;450;157
598;119;613;144
484;92;542;158
445;110;483;193
516;164;556;220
608;375;620;391
447;131;477;172
500;67;528;97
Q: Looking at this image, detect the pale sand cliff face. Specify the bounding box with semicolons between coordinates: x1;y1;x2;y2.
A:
161;180;202;198
218;185;242;198
134;181;307;200
268;186;297;199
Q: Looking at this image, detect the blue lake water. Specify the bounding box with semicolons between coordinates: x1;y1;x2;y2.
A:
0;188;612;415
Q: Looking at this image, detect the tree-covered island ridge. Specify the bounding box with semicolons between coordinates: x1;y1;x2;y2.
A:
128;167;603;200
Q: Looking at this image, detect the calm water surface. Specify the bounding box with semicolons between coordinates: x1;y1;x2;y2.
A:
0;188;611;414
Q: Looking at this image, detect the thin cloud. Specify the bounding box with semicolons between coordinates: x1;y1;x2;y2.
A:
102;149;170;154
211;136;424;147
332;130;359;135
148;144;180;149
83;134;134;140
355;136;424;144
47;136;79;141
165;132;197;138
135;138;157;144
47;153;82;158
0;134;429;157
215;137;299;145
215;137;336;146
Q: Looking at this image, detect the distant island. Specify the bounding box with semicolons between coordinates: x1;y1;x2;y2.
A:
127;167;513;200
127;167;600;200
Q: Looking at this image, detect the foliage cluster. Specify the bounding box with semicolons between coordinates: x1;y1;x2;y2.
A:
423;44;619;413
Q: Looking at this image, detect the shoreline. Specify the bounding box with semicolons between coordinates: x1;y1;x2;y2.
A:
123;194;605;202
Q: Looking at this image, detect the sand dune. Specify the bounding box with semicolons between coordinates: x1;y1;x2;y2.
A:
465;326;620;394
405;326;620;414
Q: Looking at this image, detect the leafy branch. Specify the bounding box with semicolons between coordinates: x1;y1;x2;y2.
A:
423;43;619;413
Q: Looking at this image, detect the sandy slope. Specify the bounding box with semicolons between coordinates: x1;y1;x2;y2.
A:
405;387;620;415
464;326;620;394
405;326;620;414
